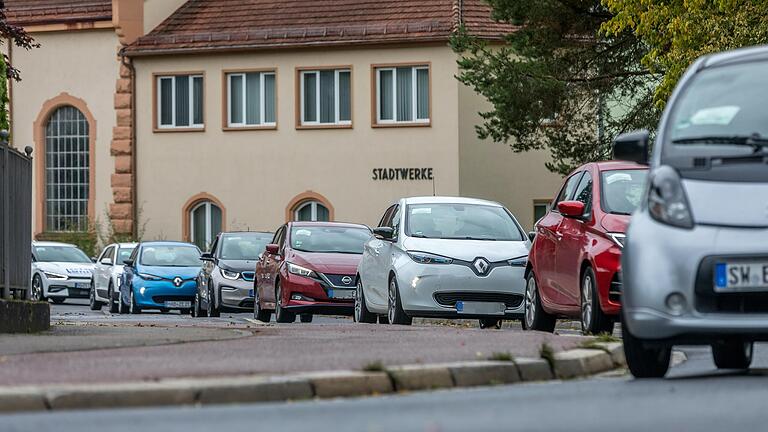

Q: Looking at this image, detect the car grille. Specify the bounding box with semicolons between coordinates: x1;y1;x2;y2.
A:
695;255;768;313
241;271;255;282
152;295;194;304
433;292;523;308
324;274;355;287
609;274;622;303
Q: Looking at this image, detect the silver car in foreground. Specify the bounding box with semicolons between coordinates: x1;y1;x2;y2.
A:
30;241;94;303
355;197;530;328
618;45;768;378
90;242;137;312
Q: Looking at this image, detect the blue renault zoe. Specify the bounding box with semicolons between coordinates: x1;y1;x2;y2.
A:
119;241;202;314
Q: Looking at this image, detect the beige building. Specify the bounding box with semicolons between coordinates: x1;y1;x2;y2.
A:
8;0;562;251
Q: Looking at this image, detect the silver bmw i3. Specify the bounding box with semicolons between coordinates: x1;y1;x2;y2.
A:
618;45;768;378
355;196;530;328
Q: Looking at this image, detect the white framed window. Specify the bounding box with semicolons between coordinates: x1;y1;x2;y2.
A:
375;65;429;124
157;74;204;129
294;201;330;222
226;71;276;127
300;69;351;126
190;201;222;251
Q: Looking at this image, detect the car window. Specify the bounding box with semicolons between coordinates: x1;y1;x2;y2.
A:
33;246;91;263
272;226;286;252
390;205;401;239
554;172;584;209
140;245;201;267
290;226;371;254
117;247;135;265
377;205;396;228
209;237;219;257
99;246;115;264
406;203;524;241
600;169;648;215
219;233;273;260
572;172;593;215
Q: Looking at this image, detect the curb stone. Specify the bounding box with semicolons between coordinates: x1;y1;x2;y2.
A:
196;376;313;404
514;358;554;381
552;349;613;379
0;388;47;413
594;342;626;367
386;364;454;391
445;361;520;387
299;371;393;398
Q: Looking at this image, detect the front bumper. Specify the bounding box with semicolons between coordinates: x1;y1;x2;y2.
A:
133;280;197;309
280;273;355;316
219;278;254;310
47;278;92;298
396;261;525;319
623;213;768;341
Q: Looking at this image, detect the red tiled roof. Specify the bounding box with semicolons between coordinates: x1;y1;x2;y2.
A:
126;0;515;55
5;0;112;27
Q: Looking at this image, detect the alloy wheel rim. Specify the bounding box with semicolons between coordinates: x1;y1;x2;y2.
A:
129;290;134;313
582;275;592;331
525;277;536;328
32;277;41;301
354;282;363;321
388;280;396;324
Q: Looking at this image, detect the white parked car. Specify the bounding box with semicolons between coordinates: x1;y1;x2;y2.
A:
90;242;138;312
30;241;95;304
355;197;530;328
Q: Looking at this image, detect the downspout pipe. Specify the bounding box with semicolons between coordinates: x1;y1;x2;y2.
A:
118;47;137;239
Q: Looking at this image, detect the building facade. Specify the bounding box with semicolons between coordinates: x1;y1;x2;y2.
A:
8;0;563;251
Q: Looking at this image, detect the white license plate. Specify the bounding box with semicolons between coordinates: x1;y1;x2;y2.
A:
166;301;191;308
715;261;768;292
75;283;91;289
328;289;354;300
456;301;506;315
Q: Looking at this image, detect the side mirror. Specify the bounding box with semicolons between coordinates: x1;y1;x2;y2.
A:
373;226;394;240
528;231;536;242
558;200;586;218
101;258;113;265
613;129;650;165
123;259;134;267
200;252;214;262
265;244;280;255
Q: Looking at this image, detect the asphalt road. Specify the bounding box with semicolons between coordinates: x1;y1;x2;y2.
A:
2;344;767;432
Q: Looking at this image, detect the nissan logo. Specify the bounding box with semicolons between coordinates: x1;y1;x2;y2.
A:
173;277;183;287
341;276;353;285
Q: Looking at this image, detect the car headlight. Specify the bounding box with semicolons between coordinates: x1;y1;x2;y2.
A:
648;165;694;229
286;262;318;278
507;255;528;267
220;268;240;280
608;233;626;248
43;271;68;280
407;251;453;264
137;273;162;281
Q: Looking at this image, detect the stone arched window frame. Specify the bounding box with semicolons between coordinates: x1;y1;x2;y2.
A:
285;191;335;222
181;192;227;246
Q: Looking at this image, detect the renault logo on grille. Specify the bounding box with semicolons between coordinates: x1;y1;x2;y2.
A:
341;276;353;285
173;277;183;287
473;258;490;275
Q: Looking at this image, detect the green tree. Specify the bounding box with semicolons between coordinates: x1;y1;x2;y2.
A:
603;0;768;108
451;0;661;175
0;1;39;137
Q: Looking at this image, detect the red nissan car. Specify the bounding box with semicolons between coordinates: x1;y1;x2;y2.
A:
253;222;372;323
524;161;648;335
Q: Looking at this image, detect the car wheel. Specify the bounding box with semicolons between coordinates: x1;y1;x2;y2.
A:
51;297;65;304
622;311;670;378
207;284;220;318
274;281;296;323
580;267;614;335
129;289;142;314
300;314;313;323
712;340;753;370
31;274;44;302
354;279;377;323
193;291;207;318
387;277;412;326
89;279;102;311
118;288;129;314
253;288;271;322
108;282;119;313
522;272;555;332
479;318;503;329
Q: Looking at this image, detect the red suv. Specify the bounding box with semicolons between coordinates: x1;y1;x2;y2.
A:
524;161;648;334
253;222;372;323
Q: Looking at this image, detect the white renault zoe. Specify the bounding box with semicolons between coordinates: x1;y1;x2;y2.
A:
355;197;530;328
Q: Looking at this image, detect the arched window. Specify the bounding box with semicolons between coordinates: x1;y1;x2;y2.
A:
45;106;89;232
190;201;222;250
294;201;329;222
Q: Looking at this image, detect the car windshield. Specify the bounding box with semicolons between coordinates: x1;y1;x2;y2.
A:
117;247;135;265
405;203;523;241
600;170;648;215
140;245;201;267
34;246;91;263
219;233;272;260
290;226;371;254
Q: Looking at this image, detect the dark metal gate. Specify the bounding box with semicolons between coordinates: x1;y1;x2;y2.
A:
0;131;33;300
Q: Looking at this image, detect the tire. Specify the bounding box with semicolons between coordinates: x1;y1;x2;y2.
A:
622;312;671;378
89;279;102;311
300;314;313;323
354;279;377;323
129;289;142;314
193;291;207;318
712;340;753;370
387;277;412;326
180;308;192;315
479;318;503;329
207;284;220;318
51;297;65;304
108;282;119;313
378;315;389;324
253;288;272;322
274;281;296;323
522;272;556;332
580;267;614;335
118;288;130;314
31;274;45;302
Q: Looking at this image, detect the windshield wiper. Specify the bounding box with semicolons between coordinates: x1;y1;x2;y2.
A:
445;236;498;241
672;134;768;152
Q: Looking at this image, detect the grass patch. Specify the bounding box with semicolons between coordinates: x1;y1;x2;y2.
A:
539;343;555;369
488;352;514;362
361;361;386;372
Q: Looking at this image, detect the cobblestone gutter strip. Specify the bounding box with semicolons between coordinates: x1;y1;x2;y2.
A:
0;343;626;413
